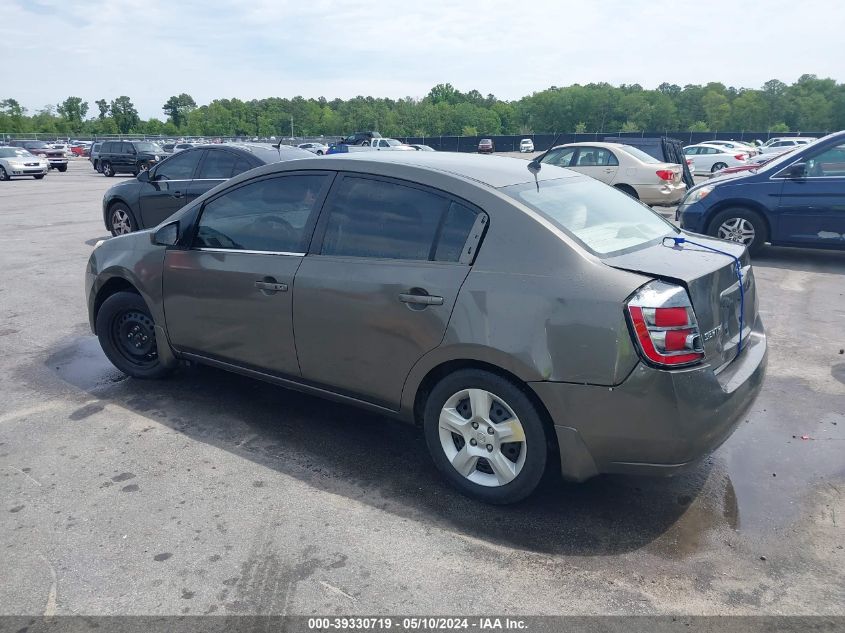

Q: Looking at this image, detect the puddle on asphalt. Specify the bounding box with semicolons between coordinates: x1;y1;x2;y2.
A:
46;334;126;390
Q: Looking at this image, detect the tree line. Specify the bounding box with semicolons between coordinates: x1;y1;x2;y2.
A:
2;75;844;138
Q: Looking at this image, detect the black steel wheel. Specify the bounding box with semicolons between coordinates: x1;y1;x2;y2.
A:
95;291;173;379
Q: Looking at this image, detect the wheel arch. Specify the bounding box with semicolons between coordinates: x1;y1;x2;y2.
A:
92;277;141;334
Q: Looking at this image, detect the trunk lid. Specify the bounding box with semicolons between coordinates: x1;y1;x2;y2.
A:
604;235;757;371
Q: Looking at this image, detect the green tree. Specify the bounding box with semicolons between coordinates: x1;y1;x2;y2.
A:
95;99;110;120
162;93;197;128
110;96;139;133
57;97;89;129
701;91;731;130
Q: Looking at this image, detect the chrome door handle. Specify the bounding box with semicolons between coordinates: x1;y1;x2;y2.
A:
399;293;443;306
255;281;288;292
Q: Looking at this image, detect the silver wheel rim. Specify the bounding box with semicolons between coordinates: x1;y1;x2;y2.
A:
0;166;6;180
717;217;755;245
111;209;132;235
438;388;527;487
104;163;111;175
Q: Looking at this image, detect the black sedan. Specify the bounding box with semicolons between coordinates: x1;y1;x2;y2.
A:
102;143;312;235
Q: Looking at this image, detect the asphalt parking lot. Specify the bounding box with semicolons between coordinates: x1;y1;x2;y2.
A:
1;160;843;616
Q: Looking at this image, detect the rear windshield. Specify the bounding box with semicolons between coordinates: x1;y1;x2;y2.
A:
620;145;661;164
501;177;677;256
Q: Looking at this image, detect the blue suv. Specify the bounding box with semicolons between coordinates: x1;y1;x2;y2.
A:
678;131;845;255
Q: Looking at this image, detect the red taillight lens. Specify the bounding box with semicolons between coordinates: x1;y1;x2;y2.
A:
656;169;675;181
685;158;693;165
626;281;704;368
735;154;746;160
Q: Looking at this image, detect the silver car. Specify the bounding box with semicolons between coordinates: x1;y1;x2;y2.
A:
0;147;49;180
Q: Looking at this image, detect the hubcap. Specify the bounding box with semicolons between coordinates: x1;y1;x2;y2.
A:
438;388;527;487
112;310;157;366
111;209;132;235
717;217;755;245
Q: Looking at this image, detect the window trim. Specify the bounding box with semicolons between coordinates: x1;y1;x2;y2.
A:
573;146;619;167
308;172;488;265
186;170;336;254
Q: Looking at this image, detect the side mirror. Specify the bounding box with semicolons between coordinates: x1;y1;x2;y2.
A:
137;170;150;183
782;162;807;179
151;221;179;246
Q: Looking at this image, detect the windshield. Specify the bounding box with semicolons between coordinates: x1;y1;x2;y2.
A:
25;141;50;149
502;177;677;257
620;145;660;164
135;142;162;153
0;148;34;158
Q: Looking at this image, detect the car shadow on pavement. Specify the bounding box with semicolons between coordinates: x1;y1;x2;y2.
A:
41;335;723;557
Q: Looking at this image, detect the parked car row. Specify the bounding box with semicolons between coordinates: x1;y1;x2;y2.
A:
678;131;845;254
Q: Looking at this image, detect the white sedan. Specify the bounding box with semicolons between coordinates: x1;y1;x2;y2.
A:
539;142;687;205
703;139;759;156
683;143;748;175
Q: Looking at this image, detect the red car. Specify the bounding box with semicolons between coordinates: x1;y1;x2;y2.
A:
478;138;495;154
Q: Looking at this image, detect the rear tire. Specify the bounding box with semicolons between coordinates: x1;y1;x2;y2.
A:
102;161;114;177
711;162;728;173
423;369;549;504
707;207;767;255
95;291;172;379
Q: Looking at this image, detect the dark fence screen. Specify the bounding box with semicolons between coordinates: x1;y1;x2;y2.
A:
400;131;828;153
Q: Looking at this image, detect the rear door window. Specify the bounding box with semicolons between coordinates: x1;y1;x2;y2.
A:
317;176;480;262
197;150;239;179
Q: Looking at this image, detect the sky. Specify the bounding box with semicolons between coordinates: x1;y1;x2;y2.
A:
3;0;845;120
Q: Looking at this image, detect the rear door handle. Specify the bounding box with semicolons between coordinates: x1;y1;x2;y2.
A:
399;293;443;306
255;281;288;292
173;191;183;198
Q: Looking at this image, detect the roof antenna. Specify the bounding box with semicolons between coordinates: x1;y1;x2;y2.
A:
526;132;564;190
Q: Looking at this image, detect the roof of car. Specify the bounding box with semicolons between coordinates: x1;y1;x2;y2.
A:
283;151;577;188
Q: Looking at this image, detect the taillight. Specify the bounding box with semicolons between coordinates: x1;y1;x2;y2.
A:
655;169;675;181
625;280;704;367
685;158;693;165
734;154;746;160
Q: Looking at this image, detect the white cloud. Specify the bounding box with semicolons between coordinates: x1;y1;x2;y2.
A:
2;0;844;119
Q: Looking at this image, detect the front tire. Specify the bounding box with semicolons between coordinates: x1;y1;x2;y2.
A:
102;161;114;177
708;207;768;255
108;203;136;236
0;166;9;181
423;369;549;504
34;174;46;180
57;164;68;172
95;291;172;379
711;162;728;173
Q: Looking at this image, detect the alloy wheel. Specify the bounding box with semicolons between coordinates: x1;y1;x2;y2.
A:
111;208;132;235
438;388;527;487
717;217;755;245
0;166;8;181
